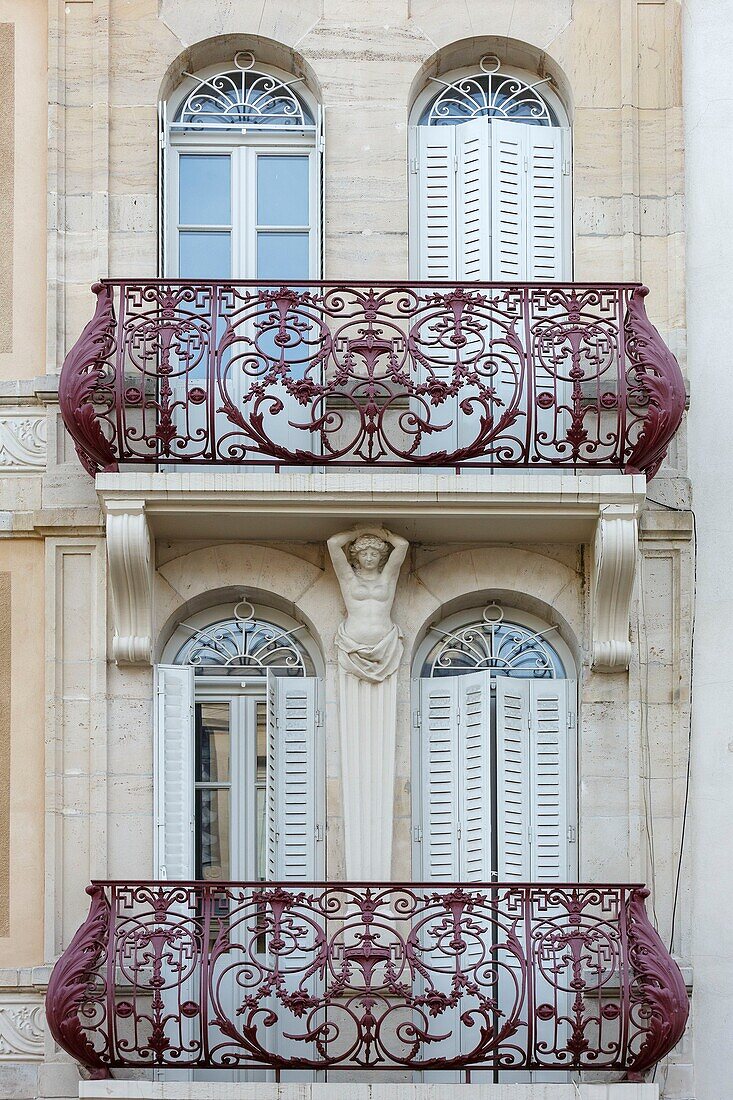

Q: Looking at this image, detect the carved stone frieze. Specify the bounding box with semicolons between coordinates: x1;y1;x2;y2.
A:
592;503;640;672
106;500;153;665
0;995;45;1061
0;413;47;471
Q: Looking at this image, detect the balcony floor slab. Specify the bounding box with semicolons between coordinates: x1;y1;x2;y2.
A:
79;1082;660;1100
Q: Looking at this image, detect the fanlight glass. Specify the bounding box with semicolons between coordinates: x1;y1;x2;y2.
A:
421;55;557;127
173;52;315;131
422;605;565;679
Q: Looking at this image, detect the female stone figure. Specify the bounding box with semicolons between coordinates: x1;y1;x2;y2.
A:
327;527;409;879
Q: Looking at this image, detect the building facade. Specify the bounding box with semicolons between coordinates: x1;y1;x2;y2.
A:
0;0;727;1096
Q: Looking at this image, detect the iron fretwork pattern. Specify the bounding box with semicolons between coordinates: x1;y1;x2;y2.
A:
45;881;688;1078
58;280;686;479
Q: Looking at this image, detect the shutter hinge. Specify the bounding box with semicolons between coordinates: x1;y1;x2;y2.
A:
413;825;423;843
315;823;325;842
562;159;571;176
457;821;462;839
567;825;577;844
454;154;459;174
412;709;420;729
316;709;325;728
409;156;419;175
159;129;166;150
568;711;576;729
524;155;529;172
319;135;325;153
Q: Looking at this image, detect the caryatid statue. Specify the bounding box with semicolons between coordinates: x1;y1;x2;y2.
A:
327;527;409;880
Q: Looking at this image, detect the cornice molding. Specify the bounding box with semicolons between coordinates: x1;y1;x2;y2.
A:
592;503;640;672
106;500;153;665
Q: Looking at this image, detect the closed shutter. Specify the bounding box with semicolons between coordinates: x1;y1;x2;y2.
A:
267;675;320;881
490;119;527;280
458;671;492;881
419;678;460;879
530;680;572;881
456;119;491;281
527;126;570;280
495;677;574;881
155;664;195;879
496;678;532;880
419;672;491;881
410;125;456;280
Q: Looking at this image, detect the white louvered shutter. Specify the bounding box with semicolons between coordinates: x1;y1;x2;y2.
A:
529;680;573;881
496;677;532;880
490;119;527;280
155;665;195;879
458;671;492;881
410;125;456;280
456;120;491;281
527;126;570;280
420;678;460;879
267;676;320;881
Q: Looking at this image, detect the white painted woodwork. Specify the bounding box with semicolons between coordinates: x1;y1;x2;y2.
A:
155;664;195;880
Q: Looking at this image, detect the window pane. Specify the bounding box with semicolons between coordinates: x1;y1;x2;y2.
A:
195;702;230;783
257;155;309;226
179;155;231;226
195;788;230;881
179;231;231;278
257;231;310;280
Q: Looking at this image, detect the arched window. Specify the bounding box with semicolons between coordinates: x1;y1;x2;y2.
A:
408;55;571;281
156;599;324;884
162;52;321;280
412;604;577;882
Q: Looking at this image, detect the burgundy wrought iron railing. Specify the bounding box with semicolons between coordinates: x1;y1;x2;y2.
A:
46;881;688;1079
58;280;685;477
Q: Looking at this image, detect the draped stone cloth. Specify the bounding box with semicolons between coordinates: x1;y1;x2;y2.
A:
334;621;403;683
335;623;403;879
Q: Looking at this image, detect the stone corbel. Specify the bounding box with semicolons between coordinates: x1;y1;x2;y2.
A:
592;503;640;672
106;500;153;664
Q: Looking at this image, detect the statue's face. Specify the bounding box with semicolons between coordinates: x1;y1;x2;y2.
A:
356;545;381;570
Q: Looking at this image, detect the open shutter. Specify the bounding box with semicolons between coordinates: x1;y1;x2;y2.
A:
530;680;573;881
459;671;492;882
419;678;460;879
267;676;320;881
410;125;456;280
456;119;491;281
155;664;195;879
496;678;532;880
157;99;167;276
527;126;570;280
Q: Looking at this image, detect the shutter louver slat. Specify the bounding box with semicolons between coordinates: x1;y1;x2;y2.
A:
156;665;195;880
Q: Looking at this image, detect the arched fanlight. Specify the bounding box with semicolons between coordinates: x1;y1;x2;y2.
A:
173;596;312;675
421;603;565;678
172;51;315;131
421;55;557;127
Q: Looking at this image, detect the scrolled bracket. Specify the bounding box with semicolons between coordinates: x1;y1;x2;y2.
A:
46;884;112;1077
58;282;118;476
592;502;640;672
626;887;690;1077
624;286;687;479
106;500;153;665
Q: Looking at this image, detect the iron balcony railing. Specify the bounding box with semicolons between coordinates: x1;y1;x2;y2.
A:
46;881;688;1079
59;280;685;477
